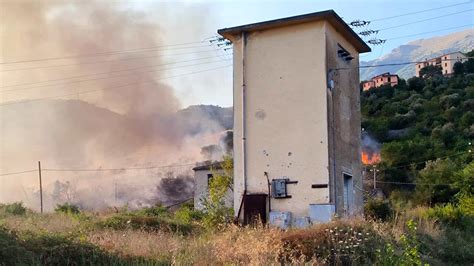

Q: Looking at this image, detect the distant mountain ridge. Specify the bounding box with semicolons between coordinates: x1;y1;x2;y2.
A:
360;29;474;80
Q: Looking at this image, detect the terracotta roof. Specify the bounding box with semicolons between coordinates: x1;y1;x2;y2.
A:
192;161;224;171
217;10;370;53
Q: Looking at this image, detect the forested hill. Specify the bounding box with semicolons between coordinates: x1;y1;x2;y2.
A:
360;52;473;205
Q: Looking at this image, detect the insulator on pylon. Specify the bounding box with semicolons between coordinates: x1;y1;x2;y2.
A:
350;20;371;27
367;39;387;45
359;30;379;36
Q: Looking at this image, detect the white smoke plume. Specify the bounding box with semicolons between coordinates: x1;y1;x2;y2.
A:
0;1;229;210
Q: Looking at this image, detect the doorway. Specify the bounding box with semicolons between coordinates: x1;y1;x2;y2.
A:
343;173;353;215
243;194;267;225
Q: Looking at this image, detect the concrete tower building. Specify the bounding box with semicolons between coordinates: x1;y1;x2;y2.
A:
218;10;370;227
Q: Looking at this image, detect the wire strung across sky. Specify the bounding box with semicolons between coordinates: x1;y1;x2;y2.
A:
387;24;473;41
0;48;229;73
0;38;218;65
378;9;474;32
0;56;232;91
369;1;473;22
0;64;232;107
334;57;474;71
0;163;196;177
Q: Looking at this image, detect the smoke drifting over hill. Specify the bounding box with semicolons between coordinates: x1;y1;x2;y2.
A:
0;1;229;210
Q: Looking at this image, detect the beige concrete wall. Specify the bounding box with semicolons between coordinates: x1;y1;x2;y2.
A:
232;21;330;219
417;52;467;77
325;22;363;216
194;169;233;210
444;52;467;75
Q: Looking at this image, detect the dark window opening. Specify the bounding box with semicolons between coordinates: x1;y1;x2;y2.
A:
343;173;353;214
207;174;213;185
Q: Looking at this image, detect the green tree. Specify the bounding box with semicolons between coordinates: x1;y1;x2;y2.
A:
419;65;442;79
202;156;233;229
415;159;459;205
407;76;425;91
463;50;474;73
453;61;465;75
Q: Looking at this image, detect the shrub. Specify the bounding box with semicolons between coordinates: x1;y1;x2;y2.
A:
0;202;27;216
99;214;193;235
55;203;81;215
281;221;382;264
364;199;393;221
376;220;424;265
174;205;204;224
135;205;168;217
201;156;234;230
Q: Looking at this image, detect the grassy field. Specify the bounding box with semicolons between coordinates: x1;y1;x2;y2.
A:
1;202;473;265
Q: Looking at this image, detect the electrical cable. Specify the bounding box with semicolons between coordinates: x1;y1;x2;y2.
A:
378;9;474;31
0;41;216;65
0;48;227;73
0;64;232;107
370;1;473;22
0;56;232;91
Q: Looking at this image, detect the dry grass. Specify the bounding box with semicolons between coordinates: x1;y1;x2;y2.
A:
2;213;80;233
211;224;284;265
87;229;180;261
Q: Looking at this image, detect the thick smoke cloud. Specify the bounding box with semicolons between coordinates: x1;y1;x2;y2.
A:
0;1;227;210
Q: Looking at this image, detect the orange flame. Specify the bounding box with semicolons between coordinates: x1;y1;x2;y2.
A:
362;151;381;165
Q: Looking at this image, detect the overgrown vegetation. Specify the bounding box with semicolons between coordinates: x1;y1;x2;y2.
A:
359;50;474;265
361;50;473;207
1;53;473;265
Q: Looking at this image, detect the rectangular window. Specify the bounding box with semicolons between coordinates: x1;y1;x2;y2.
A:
388;77;391;82
445;63;447;67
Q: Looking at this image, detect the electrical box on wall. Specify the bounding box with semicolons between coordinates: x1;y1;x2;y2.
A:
271;178;297;198
271;179;288;198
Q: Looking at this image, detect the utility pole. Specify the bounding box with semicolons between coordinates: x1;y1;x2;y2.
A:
38;161;43;213
371;166;379;190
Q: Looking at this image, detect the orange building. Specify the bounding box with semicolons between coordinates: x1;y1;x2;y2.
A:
362;72;399;91
415;51;467;77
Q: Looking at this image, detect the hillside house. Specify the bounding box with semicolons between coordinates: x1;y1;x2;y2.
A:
416;51;467;77
218;10;370;228
362;72;399;91
193;162;233;210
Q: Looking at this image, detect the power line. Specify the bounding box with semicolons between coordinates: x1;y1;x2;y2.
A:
0;48;226;73
335;57;474;70
43;163;196;172
379;9;474;31
0;64;232;107
0;163;196;177
370;1;473;22
0;169;37;177
0;40;216;65
387;24;473;40
388;151;470;169
0;55;232;91
375;180;453;186
165;198;193;209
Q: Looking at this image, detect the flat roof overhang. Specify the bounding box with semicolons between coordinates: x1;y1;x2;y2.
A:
217;10;371;53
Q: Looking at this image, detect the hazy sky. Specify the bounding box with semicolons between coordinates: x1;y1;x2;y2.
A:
143;0;473;107
1;0;473;108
